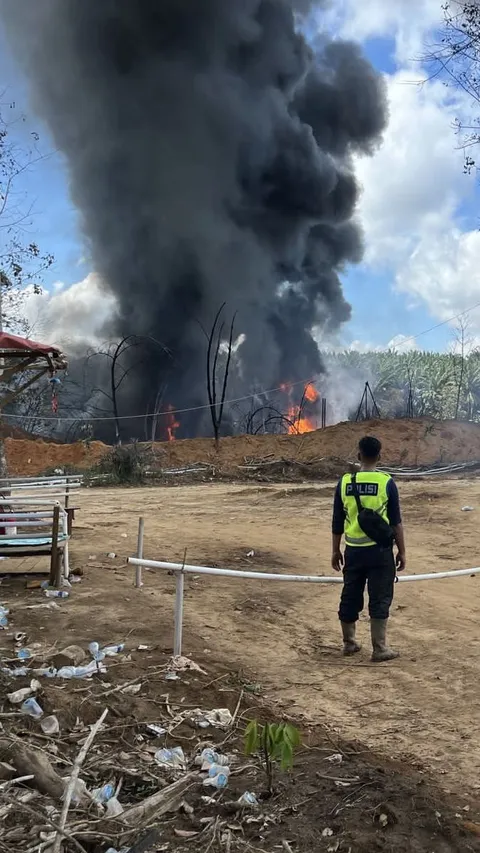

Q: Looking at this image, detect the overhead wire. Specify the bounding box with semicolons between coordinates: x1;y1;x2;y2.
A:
4;298;480;423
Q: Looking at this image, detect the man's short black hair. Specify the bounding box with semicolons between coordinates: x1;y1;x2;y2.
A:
358;435;382;460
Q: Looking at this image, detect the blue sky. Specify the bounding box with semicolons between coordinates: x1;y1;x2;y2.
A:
0;0;478;354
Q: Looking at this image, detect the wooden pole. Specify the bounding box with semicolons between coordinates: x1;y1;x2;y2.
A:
135;517;144;588
49;505;60;587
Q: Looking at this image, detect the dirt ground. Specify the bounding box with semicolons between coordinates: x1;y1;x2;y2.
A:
2;474;480;801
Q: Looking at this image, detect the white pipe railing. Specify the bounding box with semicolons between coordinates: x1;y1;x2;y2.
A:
128;551;480;657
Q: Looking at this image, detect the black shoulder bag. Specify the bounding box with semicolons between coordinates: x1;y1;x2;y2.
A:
351;473;394;549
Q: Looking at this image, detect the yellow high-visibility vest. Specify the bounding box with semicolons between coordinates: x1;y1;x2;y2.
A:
341;471;391;547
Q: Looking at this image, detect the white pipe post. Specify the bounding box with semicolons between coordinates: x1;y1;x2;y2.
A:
173;569;185;657
135;517;145;588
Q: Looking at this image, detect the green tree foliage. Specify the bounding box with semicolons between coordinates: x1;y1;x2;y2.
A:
325;349;480;422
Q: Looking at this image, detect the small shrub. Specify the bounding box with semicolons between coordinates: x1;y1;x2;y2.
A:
244;720;301;793
95;443;149;485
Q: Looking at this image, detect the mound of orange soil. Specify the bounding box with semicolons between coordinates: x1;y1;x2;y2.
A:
3;418;480;477
4;437;107;476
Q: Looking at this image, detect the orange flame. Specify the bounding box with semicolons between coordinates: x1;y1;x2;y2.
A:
166;405;180;441
283;383;319;434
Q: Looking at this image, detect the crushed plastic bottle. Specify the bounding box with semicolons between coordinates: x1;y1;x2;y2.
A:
41;715;60;735
2;666;29;678
92;783;115;804
203;765;230;789
21;698;43;719
57;660;105;679
8;687;34;704
105;797;124;817
45;590;69;599
17;648;32;661
154;747;186;770
102;644;125;657
0;605;9;628
237;792;258;807
196;748;230;770
88;642;105;662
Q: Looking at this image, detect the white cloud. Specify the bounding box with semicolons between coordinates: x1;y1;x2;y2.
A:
355;70;473;268
397;228;480;326
333;0;442;64
319;0;480;342
22;272;118;351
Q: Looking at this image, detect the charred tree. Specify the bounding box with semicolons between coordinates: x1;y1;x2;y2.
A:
206;303;236;448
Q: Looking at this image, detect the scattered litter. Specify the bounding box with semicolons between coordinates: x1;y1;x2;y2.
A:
165;672;180;681
106;796;124;817
53;645;87;669
137;644;151;651
0;605;9;628
44;589;69;599
16;648;32;660
57;660;107;679
69;574;82;583
41;715;60;735
325;753;343;765
25;602;61;611
8;687;35;705
246;550;255;557
146;724;167;737
190;708;233;729
121;533;128;538
122;683;142;695
14;632;27;644
107;552;117;559
170;655;207;675
92;783;115;804
2;666;29;678
203;764;230;789
322;828;334;837
237;792;258;807
462;506;474;512
379;813;389;827
102;643;125;656
196;748;230;770
21;698;43;719
154;747;186;770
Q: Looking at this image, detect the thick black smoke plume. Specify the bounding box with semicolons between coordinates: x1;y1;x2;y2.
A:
0;0;387;439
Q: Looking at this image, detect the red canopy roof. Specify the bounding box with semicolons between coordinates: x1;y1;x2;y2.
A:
0;332;62;357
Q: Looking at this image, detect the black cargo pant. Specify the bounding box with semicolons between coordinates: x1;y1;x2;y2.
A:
338;545;396;623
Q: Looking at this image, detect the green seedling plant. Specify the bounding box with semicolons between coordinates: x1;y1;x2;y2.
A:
244;720;301;795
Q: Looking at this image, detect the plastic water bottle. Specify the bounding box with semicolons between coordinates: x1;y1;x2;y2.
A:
21;698;43;719
17;649;32;661
0;606;9;628
102;644;125;657
92;783;115;804
197;748;229;770
203;768;230;789
88;642;105;662
45;590;69;599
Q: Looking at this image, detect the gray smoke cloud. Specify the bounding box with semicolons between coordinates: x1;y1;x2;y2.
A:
0;0;387;439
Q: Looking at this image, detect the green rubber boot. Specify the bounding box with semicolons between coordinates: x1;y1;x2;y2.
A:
341;621;361;656
370;619;399;662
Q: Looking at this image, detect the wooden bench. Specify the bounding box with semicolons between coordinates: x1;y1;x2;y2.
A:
0;475;83;536
0;500;70;586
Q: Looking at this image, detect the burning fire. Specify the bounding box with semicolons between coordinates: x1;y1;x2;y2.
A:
282;382;319;434
166;405;180;441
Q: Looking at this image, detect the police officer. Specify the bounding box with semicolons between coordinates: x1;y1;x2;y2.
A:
331;435;406;662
